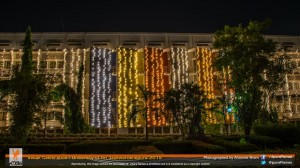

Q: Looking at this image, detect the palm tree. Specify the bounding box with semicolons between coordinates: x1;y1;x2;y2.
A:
127;85;154;141
161;83;212;138
160;88;187;137
51;63;86;133
181;83;210;137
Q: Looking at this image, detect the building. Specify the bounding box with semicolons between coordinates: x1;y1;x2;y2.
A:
0;32;299;134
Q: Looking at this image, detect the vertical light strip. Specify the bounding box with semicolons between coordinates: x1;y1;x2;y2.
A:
10;50;14;78
129;49;133;127
117;48;122;128
144;47;166;126
96;48;101;127
37;49;40;73
90;48;96;126
107;50;112;128
90;48;113;128
171;47;176;88
145;47;150;125
70;49;74;88
134;51;138;124
102;49;107;125
152;48;156;125
196;48;216;123
76;49;81;88
176;48;181;88
185;49;189;83
63;49;67;83
123;48;127;127
82;49;86;116
160;51;165;125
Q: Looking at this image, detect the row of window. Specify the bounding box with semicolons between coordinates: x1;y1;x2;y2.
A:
275;104;300;113
0;61;64;69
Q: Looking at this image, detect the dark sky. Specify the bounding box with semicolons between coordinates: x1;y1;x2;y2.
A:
1;0;300;35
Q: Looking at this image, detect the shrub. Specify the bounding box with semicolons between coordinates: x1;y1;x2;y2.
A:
201;137;259;153
253;124;300;146
191;141;225;154
66;140;151;154
129;146;163;154
245;135;283;149
153;141;192;154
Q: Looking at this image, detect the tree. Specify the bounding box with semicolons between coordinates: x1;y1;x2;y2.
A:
213;20;292;135
52;63;86;133
0;26;49;142
160;88;186;136
127;85;154;141
181;83;211;137
161;83;212;137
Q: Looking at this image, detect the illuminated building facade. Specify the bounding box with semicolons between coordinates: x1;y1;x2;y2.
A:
0;32;299;133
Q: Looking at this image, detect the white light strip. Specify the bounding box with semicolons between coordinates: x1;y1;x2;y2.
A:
90;48;113;128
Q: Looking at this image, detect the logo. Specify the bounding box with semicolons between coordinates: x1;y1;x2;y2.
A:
9;148;23;166
260;154;266;166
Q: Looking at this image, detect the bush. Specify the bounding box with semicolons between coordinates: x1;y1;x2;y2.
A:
129;146;163;154
201;137;259;153
66;140;152;154
191;141;225;154
253;124;300;146
245;135;283;149
153;141;192;154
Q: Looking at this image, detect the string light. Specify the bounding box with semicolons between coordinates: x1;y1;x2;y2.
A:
82;49;86;116
117;47;140;127
90;48;113;128
144;47;166;126
63;49;67;83
70;49;74;88
196;47;216;123
117;47;122;128
170;47;189;89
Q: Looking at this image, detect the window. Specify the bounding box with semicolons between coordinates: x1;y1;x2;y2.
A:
293;82;298;90
47;112;55;120
58;61;64;69
0;112;6;121
40;61;47;69
49;61;56;69
4;61;11;69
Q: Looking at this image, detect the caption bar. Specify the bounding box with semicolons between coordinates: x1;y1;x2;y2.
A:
6;153;295;166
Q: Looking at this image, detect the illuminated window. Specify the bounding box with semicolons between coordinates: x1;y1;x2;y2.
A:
4;61;11;69
49;61;56;69
0;112;6;121
58;61;64;69
40;61;47;69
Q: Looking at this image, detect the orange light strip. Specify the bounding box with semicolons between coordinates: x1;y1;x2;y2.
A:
144;47;165;126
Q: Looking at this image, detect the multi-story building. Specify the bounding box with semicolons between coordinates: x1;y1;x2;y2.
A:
0;32;299;134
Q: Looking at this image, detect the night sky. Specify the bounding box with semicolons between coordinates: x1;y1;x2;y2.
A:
1;0;300;35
